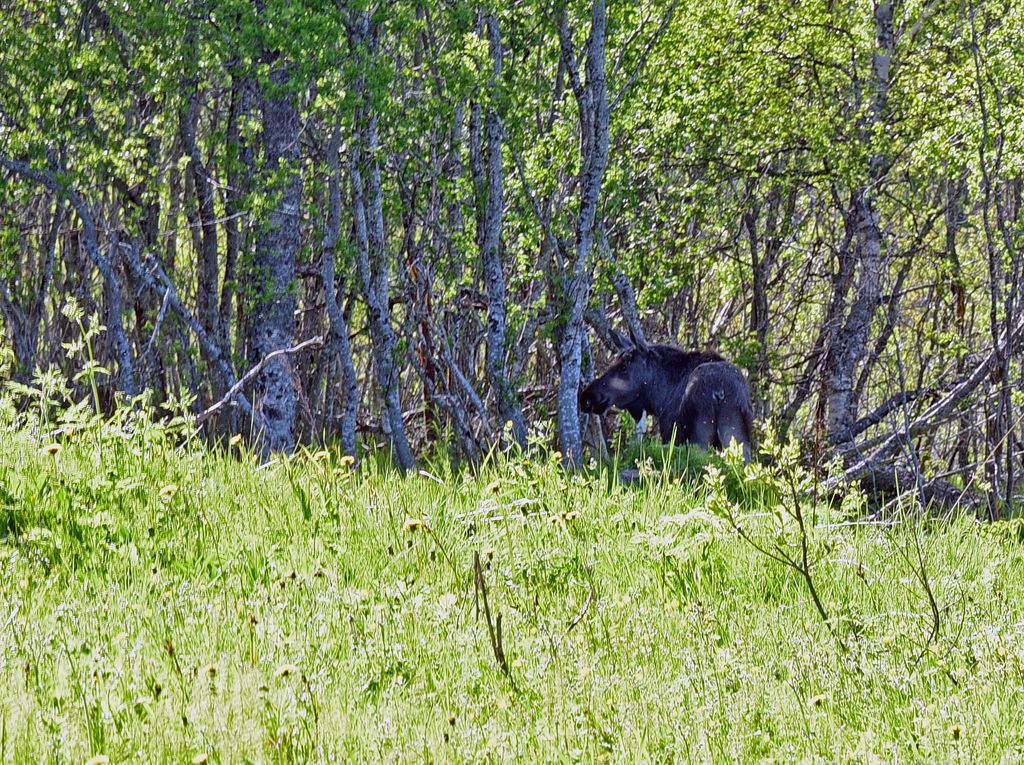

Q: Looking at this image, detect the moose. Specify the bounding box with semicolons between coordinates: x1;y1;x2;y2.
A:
579;334;754;461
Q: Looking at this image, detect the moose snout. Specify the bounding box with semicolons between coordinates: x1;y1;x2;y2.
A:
579;386;608;414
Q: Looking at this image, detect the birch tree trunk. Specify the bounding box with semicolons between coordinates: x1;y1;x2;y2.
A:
181;86;225;371
556;0;610;466
224;65;254;366
249;52;301;452
478;12;528;448
350;11;416;471
823;2;893;435
322;130;361;457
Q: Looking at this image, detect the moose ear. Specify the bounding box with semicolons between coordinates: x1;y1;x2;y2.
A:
609;328;631;352
628;326;649;353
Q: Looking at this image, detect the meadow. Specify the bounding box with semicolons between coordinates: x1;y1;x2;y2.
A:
2;407;1024;764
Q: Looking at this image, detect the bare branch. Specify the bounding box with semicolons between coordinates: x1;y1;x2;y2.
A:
195;336;323;427
610;0;680;111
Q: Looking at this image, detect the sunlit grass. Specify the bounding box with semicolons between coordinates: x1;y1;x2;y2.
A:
2;415;1024;763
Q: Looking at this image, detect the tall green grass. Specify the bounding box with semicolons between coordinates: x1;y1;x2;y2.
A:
2;401;1024;763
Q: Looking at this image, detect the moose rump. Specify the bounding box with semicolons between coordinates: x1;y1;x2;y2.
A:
673;361;753;461
579;339;753;460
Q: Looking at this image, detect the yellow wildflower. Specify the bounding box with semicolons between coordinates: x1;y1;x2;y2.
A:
340;455;356;467
85;756;110;765
484;479;501;494
41;443;62;456
192;754;209;765
159;484;178;500
229;434;243;446
403;518;424;532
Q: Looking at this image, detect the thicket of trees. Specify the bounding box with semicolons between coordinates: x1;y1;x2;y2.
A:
1;1;1022;511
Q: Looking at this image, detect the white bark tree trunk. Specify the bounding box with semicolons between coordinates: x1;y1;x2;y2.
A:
556;0;610;467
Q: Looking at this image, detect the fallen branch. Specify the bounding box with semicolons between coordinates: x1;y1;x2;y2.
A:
195;336;323;427
855;465;978;510
828;389;927;445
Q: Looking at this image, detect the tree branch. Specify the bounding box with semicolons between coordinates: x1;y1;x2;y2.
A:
195;336;323;427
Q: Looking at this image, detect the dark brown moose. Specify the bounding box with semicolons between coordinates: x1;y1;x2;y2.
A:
579;335;754;461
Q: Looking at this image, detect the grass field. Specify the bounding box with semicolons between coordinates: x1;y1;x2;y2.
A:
2;407;1024;763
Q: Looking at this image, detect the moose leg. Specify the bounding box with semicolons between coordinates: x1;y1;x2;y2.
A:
716;407;752;462
676;400;716;452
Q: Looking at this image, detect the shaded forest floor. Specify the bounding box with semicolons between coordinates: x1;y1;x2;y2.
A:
2;418;1024;763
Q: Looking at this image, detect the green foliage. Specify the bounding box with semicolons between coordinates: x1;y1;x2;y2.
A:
3;0;1022;460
